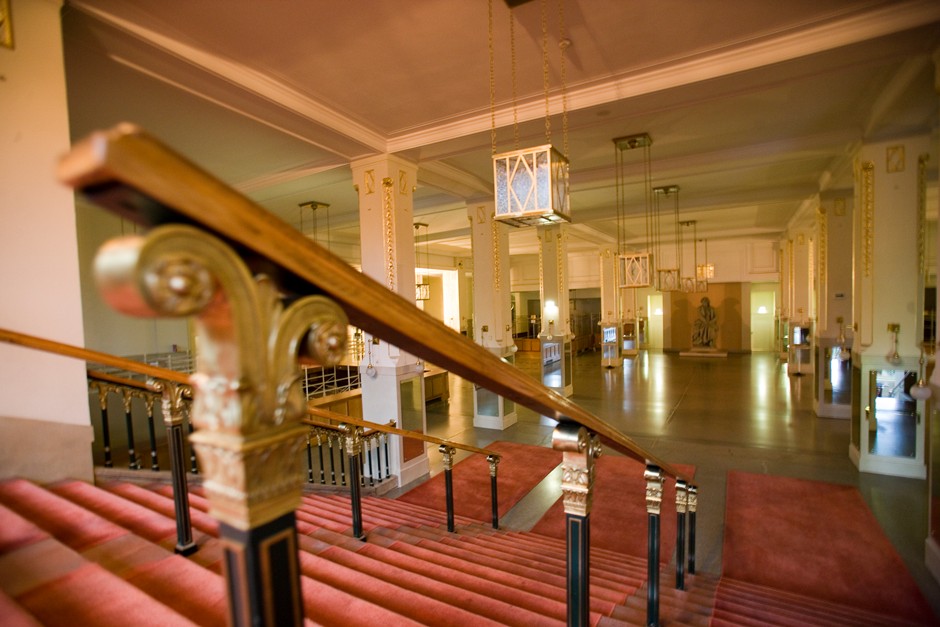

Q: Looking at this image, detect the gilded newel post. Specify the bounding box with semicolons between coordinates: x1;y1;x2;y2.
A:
645;465;665;627
553;421;601;627
94;224;348;627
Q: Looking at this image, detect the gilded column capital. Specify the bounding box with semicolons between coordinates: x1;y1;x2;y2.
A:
675;480;688;515
644;465;664;516
148;379;192;426
487;454;500;477
439;445;457;471
94;224;349;530
339;424;363;457
553;421;602;517
687;484;698;514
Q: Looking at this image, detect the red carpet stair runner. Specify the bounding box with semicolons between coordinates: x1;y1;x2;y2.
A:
0;474;934;625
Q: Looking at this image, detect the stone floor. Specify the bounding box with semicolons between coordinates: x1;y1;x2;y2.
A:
414;348;940;616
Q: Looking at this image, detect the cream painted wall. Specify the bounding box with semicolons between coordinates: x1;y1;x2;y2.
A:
0;0;93;480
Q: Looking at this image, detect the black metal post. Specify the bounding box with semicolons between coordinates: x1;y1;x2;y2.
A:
341;425;365;540
317;434;326;484
645;465;664;627
187;420;198;474
487;454;500;529
149;380;196;556
328;437;337;485
305;434;314;483
122;390;140;469
552;422;599;627
688;484;698;575
92;383;114;468
143;394;160;471
675;480;687;591
440;445;456;533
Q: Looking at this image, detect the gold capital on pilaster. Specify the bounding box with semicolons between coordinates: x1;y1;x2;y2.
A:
94;224;349;530
687;484;698;514
645;465;664;516
487;454;500;477
439;445;457;470
340;424;363;457
552;421;602;517
676;480;688;515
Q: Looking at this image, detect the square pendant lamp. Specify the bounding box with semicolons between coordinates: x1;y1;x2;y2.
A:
494;144;571;227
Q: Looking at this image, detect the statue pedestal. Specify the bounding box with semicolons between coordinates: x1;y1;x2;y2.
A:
680;347;728;358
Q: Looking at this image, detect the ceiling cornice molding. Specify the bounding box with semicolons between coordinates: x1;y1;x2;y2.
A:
417;161;491;199
71;1;389;153
387;0;940;153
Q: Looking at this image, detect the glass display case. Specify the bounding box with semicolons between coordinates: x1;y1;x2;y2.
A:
600;323;621;368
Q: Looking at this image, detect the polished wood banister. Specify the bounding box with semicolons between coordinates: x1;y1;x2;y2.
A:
306;407;498;459
58;124;691;484
0;328;190;385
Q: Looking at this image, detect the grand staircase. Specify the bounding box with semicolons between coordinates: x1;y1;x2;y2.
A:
0;477;930;626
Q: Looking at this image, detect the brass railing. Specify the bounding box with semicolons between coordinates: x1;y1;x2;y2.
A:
57;125;699;627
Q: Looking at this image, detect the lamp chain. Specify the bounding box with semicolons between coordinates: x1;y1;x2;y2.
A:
488;0;497;156
541;0;551;144
559;0;569;160
510;7;519;149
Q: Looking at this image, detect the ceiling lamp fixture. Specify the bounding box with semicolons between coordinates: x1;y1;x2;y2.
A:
298;200;332;252
679;220;708;293
613;133;653;288
414;222;431;302
653;185;681;292
490;0;571;227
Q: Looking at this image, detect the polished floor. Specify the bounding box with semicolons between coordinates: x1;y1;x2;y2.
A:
415;349;940;616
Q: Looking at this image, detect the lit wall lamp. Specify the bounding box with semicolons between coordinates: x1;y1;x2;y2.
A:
886;323;901;365
911;343;932;401
543;300;559;340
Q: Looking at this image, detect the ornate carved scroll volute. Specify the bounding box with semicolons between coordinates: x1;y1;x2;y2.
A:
93;224;349;531
552;421;602;517
644;465;664;516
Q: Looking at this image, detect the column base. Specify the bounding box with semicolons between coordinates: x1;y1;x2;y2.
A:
474;412;518;430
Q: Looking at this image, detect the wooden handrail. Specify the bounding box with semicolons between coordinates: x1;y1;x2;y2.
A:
58;124;691;484
0;328;190;385
305;407;499;459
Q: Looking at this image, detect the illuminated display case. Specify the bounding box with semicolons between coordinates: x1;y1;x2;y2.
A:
600;323;621;368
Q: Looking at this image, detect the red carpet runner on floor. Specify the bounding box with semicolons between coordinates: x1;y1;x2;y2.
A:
396;441;561;521
721;470;935;624
531;455;695;560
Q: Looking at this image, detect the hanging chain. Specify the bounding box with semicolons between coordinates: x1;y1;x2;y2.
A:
510;8;519;149
541;0;551;144
488;0;497;156
559;0;569;159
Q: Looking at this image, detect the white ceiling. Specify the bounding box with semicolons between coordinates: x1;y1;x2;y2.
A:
61;0;940;260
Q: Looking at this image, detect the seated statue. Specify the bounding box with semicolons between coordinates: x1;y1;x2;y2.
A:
692;297;718;348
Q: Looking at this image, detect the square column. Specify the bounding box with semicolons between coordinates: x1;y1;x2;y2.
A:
599;248;622;367
539;224;573;397
468;202;518;429
351;155;429;487
849;136;931;479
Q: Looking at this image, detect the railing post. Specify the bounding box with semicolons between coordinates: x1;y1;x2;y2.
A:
93;224;349;627
553;421;601;627
148;379;196;556
645;465;664;627
305;432;315;483
341;424;365;540
487;454;500;529
440;444;457;532
121;388;140;469
142;392;160;471
90;382;114;467
688;484;698;575
675;480;688;590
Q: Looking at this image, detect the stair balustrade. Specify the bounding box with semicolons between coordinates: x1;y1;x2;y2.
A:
56;124;699;627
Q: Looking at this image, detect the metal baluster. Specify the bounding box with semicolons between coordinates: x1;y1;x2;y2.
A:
92;382;113;468
645;465;664;627
305;432;314;483
316;431;326;484
367;437;375;486
340;425;365;540
122;389;140;469
328;435;336;485
338;434;347;486
384;428;391;478
440;445;456;532
187;418;198;474
143;393;160;471
487;454;500;529
675;480;688;591
553;422;601;627
688;485;698;575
